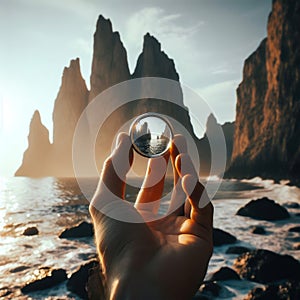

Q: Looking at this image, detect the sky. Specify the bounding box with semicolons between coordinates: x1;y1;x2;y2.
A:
0;0;272;176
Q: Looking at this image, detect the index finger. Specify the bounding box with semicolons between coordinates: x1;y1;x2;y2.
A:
97;132;133;199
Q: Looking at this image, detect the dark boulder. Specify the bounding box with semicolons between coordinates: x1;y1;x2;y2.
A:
10;265;30;273
289;226;300;233
233;249;300;283
198;281;221;297
194;281;235;299
23;226;39;236
251;226;266;235
208;267;240;281
59;221;93;238
77;252;97;261
213;228;237;246
21;268;67;293
236;197;290;221
67;259;101;299
245;280;300;300
226;246;251;254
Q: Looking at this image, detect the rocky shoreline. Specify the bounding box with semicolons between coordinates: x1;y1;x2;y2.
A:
1;196;300;300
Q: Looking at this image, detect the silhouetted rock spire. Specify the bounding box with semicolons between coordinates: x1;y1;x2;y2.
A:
15;110;52;177
89;15;130;101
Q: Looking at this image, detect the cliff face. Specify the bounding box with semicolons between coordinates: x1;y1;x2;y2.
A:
227;0;300;179
15;111;52;177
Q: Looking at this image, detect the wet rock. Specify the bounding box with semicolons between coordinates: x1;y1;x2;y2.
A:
194;281;235;299
10;265;30;273
77;252;97;261
59;221;93;238
251;226;266;235
67;259;102;299
0;287;13;297
213;228;237;246
288;226;300;233
245;280;300;300
233;249;300;283
208;267;240;281
236;197;290;221
21;268;67;293
283;202;300;208
23;226;39;236
289;236;300;243
293;243;300;250
198;281;221;297
226;246;251;254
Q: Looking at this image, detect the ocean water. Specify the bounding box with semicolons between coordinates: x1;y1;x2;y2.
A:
135;137;169;156
0;177;299;299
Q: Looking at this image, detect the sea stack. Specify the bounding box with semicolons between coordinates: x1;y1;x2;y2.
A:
16;15;234;177
52;58;88;176
89;15;130;102
15;111;52;177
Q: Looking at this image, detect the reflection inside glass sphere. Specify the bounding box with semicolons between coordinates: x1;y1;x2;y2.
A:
130;113;173;158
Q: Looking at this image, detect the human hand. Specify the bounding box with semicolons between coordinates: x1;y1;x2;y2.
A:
89;133;213;300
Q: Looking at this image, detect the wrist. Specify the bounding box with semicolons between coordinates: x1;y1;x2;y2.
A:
106;272;167;300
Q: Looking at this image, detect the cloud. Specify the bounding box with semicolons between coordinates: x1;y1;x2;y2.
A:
210;62;234;75
124;7;203;72
195;79;240;123
126;7;202;40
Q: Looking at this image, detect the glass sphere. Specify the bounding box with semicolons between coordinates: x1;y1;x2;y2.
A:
129;113;173;158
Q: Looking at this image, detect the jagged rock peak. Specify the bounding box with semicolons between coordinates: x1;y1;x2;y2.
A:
15;110;52;177
89;15;130;101
53;57;88;146
133;32;179;81
61;58;86;85
204;113;219;137
96;15;113;34
31;110;42;127
29;110;50;142
143;32;161;53
206;113;217;128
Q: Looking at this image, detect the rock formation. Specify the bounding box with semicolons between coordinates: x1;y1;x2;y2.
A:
198;114;234;175
133;33;179;81
16;58;88;177
16;15;234;177
52;58;88;176
89;15;130;102
15;111;52;177
226;0;300;180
